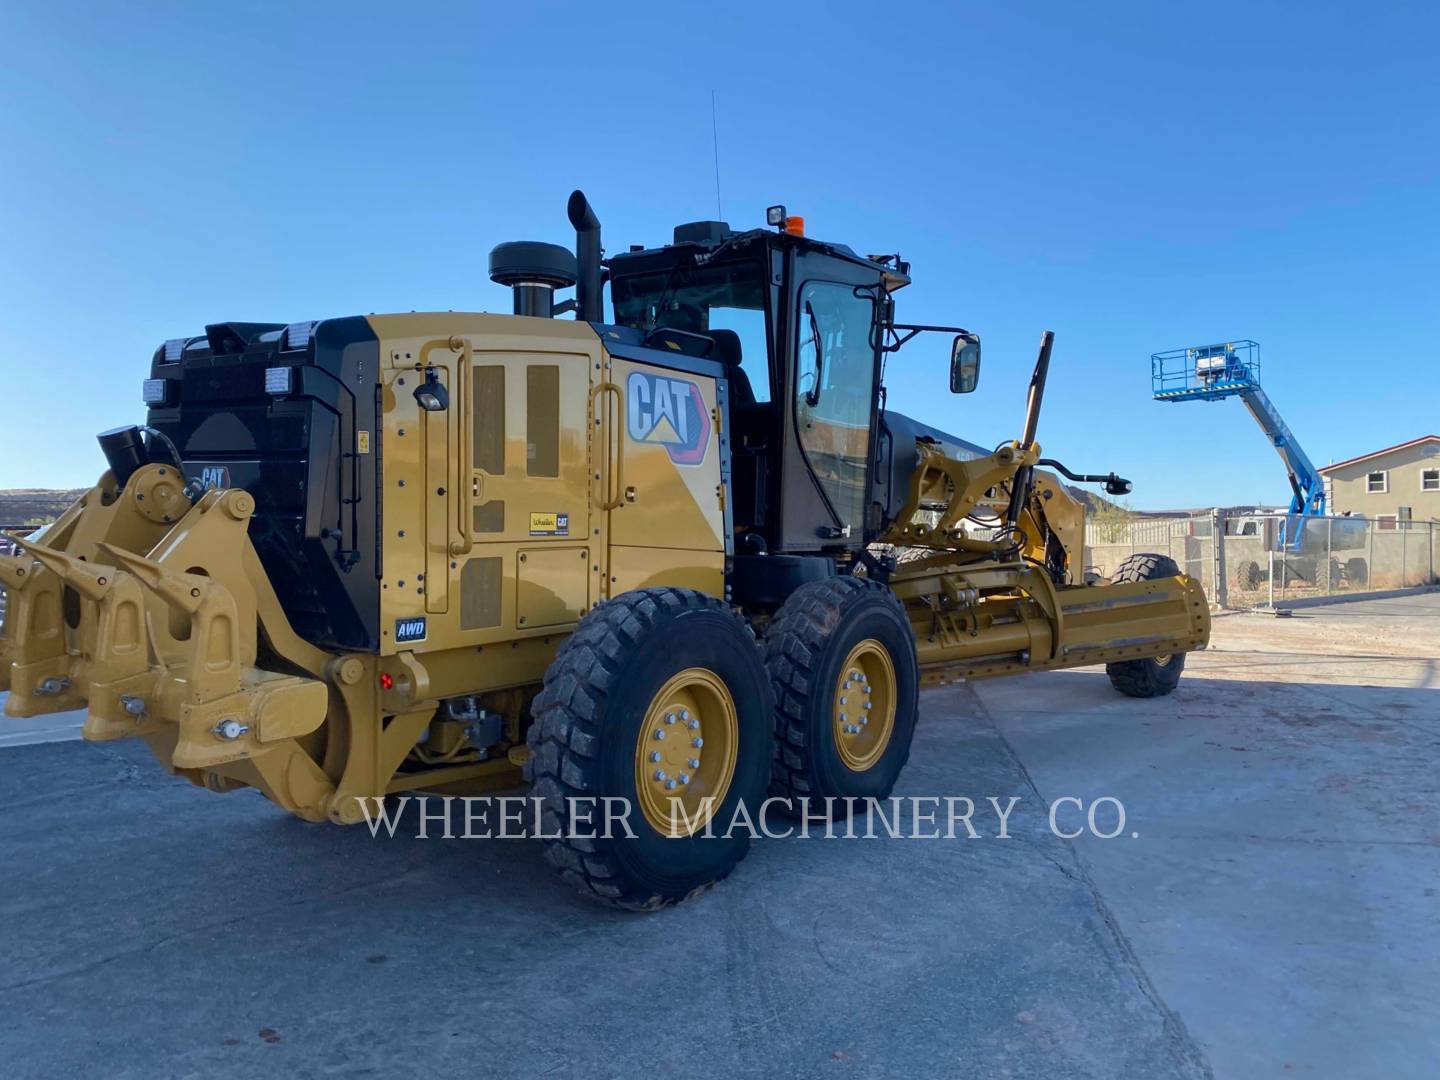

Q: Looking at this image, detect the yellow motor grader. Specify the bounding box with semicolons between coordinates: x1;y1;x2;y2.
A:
0;193;1209;908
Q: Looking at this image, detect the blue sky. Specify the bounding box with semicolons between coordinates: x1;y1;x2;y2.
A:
2;1;1435;507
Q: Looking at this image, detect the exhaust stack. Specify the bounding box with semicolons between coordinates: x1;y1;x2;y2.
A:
567;190;602;322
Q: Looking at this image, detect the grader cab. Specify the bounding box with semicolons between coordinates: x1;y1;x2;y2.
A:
1;192;1209;909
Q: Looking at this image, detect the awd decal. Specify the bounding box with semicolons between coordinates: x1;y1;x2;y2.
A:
394;617;427;644
626;372;711;466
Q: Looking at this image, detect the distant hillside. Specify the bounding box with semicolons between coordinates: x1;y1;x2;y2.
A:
0;489;87;525
1062;485;1124;514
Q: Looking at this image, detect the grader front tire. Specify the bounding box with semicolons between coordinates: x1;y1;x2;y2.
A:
1105;553;1187;698
763;577;919;807
524;588;772;911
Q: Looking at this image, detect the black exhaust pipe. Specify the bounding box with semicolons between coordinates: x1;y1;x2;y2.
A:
568;190;602;322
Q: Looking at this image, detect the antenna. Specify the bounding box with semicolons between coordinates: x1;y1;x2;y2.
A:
710;89;722;220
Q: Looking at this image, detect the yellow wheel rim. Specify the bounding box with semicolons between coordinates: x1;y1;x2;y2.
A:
634;667;738;837
832;639;897;772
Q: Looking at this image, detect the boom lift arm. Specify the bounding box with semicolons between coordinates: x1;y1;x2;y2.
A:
1152;341;1323;550
1235;381;1324;547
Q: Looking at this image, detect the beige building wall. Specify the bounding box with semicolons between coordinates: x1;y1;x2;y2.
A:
1322;437;1440;522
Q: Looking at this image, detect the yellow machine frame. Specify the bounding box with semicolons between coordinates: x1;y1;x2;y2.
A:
2;321;1207;826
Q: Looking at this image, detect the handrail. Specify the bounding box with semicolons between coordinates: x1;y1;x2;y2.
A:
449;338;473;557
417;337;473;559
591;382;624;511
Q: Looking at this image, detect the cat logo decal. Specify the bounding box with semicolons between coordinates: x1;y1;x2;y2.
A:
626;372;711;466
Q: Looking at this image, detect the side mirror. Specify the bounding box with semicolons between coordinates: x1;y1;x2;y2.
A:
950;334;981;393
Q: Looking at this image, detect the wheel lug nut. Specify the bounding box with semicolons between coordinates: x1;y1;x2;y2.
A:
654;770;667;781
692;737;703;748
688;757;700;769
649;751;661;762
839;696;847;705
654;730;666;740
680;709;690;721
665;713;676;724
688;719;700;730
665;779;677;791
679;774;690;785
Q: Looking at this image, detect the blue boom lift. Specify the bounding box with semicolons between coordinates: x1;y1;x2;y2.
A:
1152;340;1323;551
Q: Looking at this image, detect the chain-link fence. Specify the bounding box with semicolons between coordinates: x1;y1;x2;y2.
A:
1086;513;1440;609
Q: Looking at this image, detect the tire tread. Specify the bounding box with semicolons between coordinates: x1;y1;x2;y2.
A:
524;587;758;911
1105;553;1186;698
762;577;915;802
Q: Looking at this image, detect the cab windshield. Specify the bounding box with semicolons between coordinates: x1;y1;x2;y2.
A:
611;260;772;402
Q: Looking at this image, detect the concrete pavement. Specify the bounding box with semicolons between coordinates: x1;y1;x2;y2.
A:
1;593;1436;1078
972;593;1440;1078
0;704;84;748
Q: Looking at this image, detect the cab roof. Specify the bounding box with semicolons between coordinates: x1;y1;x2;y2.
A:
606;221;912;292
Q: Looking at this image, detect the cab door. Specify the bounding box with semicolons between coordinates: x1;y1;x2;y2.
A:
779;260;884;551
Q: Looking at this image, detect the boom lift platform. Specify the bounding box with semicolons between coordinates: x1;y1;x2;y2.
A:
1152;340;1324;551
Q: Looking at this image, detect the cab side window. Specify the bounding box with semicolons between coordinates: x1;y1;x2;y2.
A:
794;281;878;531
709;306;770;403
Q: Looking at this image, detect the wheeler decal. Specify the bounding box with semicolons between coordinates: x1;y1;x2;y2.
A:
529;511;569;536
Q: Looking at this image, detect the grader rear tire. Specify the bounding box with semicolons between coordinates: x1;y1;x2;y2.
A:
525;587;772;911
1345;557;1368;588
763;577;919;808
1105;553;1187;698
1237;559;1264;591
